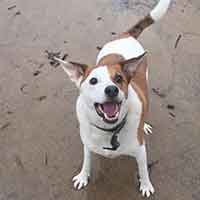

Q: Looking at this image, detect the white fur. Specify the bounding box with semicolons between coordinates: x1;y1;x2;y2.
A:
150;0;171;21
77;85;142;158
133;145;155;197
96;37;145;64
73;69;154;196
72;145;91;190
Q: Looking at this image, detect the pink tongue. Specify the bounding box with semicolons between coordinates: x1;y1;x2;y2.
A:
102;102;117;117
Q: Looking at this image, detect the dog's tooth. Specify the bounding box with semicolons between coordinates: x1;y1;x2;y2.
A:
105;113;111;120
115;104;119;113
104;113;109;120
98;104;104;113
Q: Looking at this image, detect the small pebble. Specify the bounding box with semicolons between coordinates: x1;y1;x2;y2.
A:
167;104;175;110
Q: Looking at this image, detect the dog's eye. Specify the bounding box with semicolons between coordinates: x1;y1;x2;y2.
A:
114;74;123;83
89;77;98;85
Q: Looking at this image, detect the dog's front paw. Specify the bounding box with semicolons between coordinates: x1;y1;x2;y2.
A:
72;172;89;190
144;123;152;135
139;180;155;198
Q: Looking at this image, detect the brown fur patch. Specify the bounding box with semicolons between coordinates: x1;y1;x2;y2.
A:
130;56;148;144
115;32;131;40
106;64;129;98
109;15;154;40
80;67;93;84
127;15;154;38
81;54;125;85
106;56;149;144
97;54;125;66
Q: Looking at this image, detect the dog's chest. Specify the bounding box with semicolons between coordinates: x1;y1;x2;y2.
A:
81;120;140;158
80;108;141;157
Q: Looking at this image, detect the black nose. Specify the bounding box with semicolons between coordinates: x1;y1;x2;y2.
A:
105;85;119;98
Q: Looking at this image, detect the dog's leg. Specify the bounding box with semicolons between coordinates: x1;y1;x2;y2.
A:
72;145;91;190
134;145;155;197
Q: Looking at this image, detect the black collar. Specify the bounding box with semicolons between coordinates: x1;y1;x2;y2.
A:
91;114;128;151
92;115;127;133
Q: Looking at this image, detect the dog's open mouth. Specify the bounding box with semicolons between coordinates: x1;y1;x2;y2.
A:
94;102;121;124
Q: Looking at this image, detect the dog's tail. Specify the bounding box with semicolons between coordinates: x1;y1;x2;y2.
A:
126;0;171;38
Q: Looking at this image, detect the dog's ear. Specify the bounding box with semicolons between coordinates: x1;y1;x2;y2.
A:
120;52;146;82
54;57;88;87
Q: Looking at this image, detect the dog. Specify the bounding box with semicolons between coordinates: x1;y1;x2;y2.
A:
55;0;171;197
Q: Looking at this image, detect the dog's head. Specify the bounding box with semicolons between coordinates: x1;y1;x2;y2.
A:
55;53;146;126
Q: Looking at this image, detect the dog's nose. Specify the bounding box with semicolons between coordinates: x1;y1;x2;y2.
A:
104;85;119;98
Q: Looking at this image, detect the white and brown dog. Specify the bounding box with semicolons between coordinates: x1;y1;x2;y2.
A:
55;0;171;197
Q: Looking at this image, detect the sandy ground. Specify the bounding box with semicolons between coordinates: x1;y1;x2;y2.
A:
0;0;200;199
